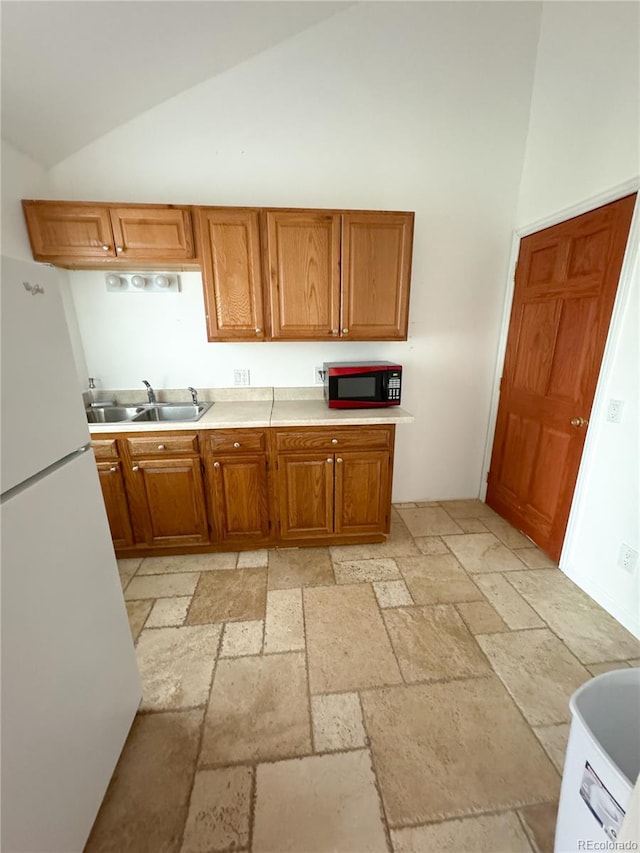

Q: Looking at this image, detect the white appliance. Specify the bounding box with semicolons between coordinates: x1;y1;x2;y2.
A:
1;256;141;852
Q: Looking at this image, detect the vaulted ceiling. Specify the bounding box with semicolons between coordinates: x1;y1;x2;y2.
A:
1;1;351;166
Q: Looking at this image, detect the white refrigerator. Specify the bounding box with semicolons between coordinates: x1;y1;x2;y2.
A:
1;256;141;852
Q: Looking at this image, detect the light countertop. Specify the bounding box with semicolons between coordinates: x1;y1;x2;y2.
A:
87;395;414;434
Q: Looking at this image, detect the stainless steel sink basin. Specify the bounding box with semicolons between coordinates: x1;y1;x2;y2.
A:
132;403;212;423
86;402;212;424
86;406;145;423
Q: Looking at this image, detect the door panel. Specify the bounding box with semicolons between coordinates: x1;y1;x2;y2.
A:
341;212;413;340
22;201;115;261
487;193;636;560
277;453;334;539
109;207;194;260
129;458;208;546
97;462;134;548
210;455;270;542
266;211;340;339
334;451;389;535
198;208;265;341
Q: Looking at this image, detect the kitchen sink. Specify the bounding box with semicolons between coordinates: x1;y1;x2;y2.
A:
86;402;212;424
132;403;212;422
86;406;145;423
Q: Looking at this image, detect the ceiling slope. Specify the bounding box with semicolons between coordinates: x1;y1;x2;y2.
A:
1;1;351;166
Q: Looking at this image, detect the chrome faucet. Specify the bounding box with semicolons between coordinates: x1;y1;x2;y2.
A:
188;386;199;405
142;380;156;404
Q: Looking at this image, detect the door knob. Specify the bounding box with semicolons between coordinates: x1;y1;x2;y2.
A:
570;417;588;427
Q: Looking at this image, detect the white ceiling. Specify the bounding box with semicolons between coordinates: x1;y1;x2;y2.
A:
1;1;351;166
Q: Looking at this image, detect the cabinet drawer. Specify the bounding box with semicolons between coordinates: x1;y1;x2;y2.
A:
274;427;391;453
126;434;199;457
92;439;119;460
208;430;266;454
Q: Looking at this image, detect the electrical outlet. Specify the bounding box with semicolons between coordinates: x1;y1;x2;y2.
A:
618;543;638;574
233;369;250;387
607;399;624;423
314;366;325;385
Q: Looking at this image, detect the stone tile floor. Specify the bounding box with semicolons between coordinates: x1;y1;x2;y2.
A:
86;500;640;853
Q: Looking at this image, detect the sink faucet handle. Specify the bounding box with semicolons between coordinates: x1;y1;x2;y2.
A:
188;386;199;405
142;380;157;404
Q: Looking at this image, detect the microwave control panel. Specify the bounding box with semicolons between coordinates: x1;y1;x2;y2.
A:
387;372;401;401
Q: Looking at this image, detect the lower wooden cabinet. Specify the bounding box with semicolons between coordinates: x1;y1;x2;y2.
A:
92;423;395;556
126;456;209;547
272;426;394;542
203;430;271;544
96;460;134;548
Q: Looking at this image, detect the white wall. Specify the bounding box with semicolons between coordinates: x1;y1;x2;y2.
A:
1;139;89;387
513;2;640;636
52;2;541;502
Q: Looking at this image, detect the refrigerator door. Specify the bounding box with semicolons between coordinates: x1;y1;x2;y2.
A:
1;255;90;493
1;449;141;853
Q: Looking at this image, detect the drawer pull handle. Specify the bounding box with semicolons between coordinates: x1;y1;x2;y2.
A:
331;438;338;445
326;457;333;464
132;465;139;472
110;465;117;472
336;457;343;464
157;444;165;450
233;442;240;448
213;462;221;469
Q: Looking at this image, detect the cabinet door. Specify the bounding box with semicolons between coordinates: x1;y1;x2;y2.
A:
341;212;414;340
334;451;390;535
96;461;135;548
197;208;265;341
266;211;340;340
128;457;209;547
277;453;334;539
22;201;115;262
109;207;194;261
209;454;270;542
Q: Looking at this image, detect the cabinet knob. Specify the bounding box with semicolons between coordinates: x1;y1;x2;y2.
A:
116;246;123;253
101;245;110;251
213;461;220;469
342;328;349;334
110;465;117;472
132;465;139;472
233;441;240;448
336;457;343;464
331;329;339;336
331;438;338;445
255;328;262;335
326;457;333;464
157;444;165;450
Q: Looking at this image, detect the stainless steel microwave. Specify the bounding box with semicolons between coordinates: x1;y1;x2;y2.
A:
323;361;402;408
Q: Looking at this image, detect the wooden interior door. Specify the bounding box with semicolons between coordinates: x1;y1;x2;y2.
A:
266;211;340;340
277;453;334;539
334;451;390;535
198;208;265;341
341;212;413;340
487;193;636;561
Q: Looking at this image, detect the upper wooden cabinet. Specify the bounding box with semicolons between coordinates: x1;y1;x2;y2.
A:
22;201;195;268
265;210;341;340
197;208;266;341
341;212;413;340
264;209;413;342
